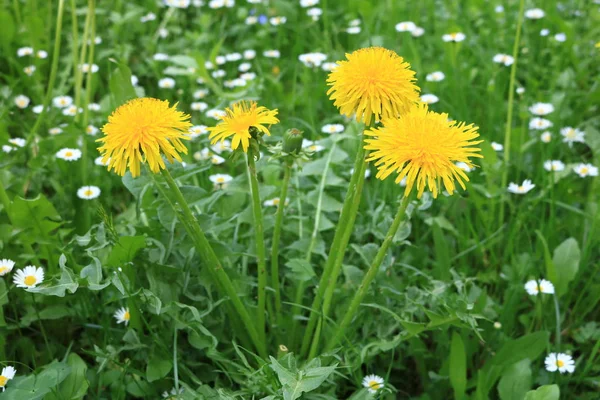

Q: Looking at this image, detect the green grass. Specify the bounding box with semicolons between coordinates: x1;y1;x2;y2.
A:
0;0;599;398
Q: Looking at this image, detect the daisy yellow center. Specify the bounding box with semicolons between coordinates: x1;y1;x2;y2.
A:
309;146;318;151
24;275;37;286
580;167;588;174
84;189;94;196
519;186;525;192
97;98;192;177
60;99;66;105
557;360;564;367
537;121;544;127
123;311;130;321
273;199;280;205
0;376;7;387
450;33;458;39
368;380;381;390
566;129;575;138
0;266;8;274
216;177;225;183
65;151;73;157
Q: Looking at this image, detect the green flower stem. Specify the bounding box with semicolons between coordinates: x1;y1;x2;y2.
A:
291;140;338;350
308;151;368;359
300;139;367;357
0;182;41;266
270;162;292;329
31;293;53;360
499;0;525;225
27;0;65;147
159;168;266;358
247;153;268;343
326;195;411;352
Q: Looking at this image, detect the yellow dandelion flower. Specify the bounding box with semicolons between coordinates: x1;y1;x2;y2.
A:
97;98;192;177
364;103;482;198
326;47;420;126
208;101;279;152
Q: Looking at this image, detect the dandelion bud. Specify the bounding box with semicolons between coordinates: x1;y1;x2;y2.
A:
282;128;303;154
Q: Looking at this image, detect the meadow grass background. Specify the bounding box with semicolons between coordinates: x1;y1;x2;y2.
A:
0;0;599;398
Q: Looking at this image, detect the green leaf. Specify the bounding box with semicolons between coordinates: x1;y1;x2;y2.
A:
10;195;61;244
2;361;71;400
523;385;560;400
29;264;79;297
146;357;172;382
107;236;146;267
498;359;532;400
269;356;336;400
285;258;315;282
108;60;137;107
552;237;580;296
80;257;110;290
449;332;467;400
48;353;89;400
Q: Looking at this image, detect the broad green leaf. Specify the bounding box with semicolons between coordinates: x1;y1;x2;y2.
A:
269;356;336;400
523;385;559;400
285;258;315;282
2;361;71;400
80;257;110;290
498;359;532;400
10;195;61;244
449;332;467;400
29;264;79;297
107;236;146;266
146;357;172;382
47;353;89;400
552;237;580;296
108;60;137;107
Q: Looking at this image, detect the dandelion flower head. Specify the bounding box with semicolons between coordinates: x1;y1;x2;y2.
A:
208;101;279;152
364;103;482;199
97;98;192;177
326;47;420;125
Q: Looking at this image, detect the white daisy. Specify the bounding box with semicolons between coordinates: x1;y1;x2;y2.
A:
492;54;514;66
193;89;209;99
508;179;535;194
491;142;503;151
263;50;281;58
307;7;322;20
243;49;256;60
545;353;575;374
554;33;566;42
2;145;15;153
77;186;101;200
300;0;319;6
362;374;384;394
525;8;545;19
543;160;565;172
263;198;288;207
529;102;554;115
158;78;176;89
302;139;324;152
529;118;553;130
240;72;257;81
206;108;226;120
189;125;208;139
211;69;226;78
495;5;504;12
346;26;361;34
53;95;73;108
24;65;36;76
560;127;585;146
395;21;416;32
210;154;225;165
426;71;445;82
420;94;439;104
14;95;30;109
225;52;242;62
456;162;473;172
8;138;26;148
80;63;99;73
299;53;327;68
442;32;466;42
524;279;555;295
238;62;252;72
140;12;156;23
540;28;550;36
114;307;130;325
88;103;101;111
153;53;170;61
13;265;44;288
516;87;525;95
0;259;16;276
211;140;231;154
573;163;598;178
86;125;99;136
540;131;552;143
411;26;425;37
0;366;16;392
62;105;81;116
209;174;233;187
321;124;344;134
321;62;338;71
56;148;82;161
95;156;110;166
17;47;34;57
270;16;287;26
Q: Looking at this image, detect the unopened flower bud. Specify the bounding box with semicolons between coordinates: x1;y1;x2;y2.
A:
282;128;303;154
